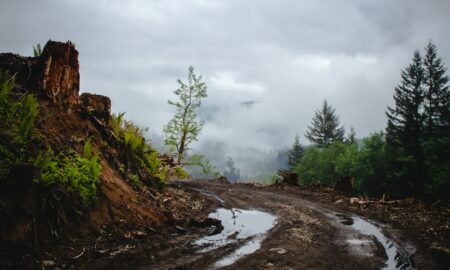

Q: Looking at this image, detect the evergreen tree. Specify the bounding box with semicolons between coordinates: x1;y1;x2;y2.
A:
385;51;425;196
305;100;345;146
223;156;240;183
422;42;450;199
423;41;450;138
287;135;304;170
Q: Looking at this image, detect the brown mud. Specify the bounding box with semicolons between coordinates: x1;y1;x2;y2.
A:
1;179;448;269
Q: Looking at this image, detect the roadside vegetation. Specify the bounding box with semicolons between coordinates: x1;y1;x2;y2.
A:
163;66;221;178
0;69;102;208
110;112;171;187
287;41;449;202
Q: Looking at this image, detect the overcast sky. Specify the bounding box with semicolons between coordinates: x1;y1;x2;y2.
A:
1;0;450;175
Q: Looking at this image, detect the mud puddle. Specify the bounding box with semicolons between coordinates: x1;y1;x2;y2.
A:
337;214;415;270
195;208;277;267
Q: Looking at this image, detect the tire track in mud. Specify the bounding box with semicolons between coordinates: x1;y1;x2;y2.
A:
180;181;416;270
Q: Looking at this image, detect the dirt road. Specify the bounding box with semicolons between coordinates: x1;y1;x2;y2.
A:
129;180;443;270
80;180;445;270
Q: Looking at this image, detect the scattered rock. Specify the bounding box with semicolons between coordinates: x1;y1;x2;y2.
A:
41;260;56;267
269;247;287;255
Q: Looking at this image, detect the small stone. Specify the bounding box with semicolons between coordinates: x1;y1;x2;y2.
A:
269;247;287;255
42;260;55;267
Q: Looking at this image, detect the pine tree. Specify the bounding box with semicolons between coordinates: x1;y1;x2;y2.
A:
223;156;240;183
305;100;345;146
422;42;450;200
423;41;450;138
385;51;425;196
287;135;304;170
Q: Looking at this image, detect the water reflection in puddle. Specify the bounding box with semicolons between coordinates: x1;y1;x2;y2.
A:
338;214;415;270
195;208;277;267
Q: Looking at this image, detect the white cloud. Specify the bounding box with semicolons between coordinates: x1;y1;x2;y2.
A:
293;54;332;72
2;0;450;176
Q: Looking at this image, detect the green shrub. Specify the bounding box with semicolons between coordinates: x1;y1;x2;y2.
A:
0;70;40;183
144;150;168;185
294;143;347;186
173;166;189;179
0;70;39;140
129;173;143;188
110;112;167;187
34;144;101;206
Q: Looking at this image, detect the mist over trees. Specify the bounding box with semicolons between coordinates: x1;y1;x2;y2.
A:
290;41;449;201
223;156;240;182
287;135;304;170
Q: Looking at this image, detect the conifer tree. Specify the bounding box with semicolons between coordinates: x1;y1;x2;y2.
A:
385;51;425;196
422;42;450;199
423;41;450;138
223;156;240;183
287;135;304;170
305;100;345;146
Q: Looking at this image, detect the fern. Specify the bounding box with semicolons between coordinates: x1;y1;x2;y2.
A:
83;138;93;160
14;95;39;137
33;44;42;57
129;173;143;188
35;149;101;206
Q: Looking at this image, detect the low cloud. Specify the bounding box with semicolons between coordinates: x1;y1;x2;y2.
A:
2;0;450;177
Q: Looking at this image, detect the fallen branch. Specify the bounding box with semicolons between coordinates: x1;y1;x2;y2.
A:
73;248;85;259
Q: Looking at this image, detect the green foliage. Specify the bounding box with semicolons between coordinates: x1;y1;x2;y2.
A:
287;135;304;170
185;154;220;178
294;142;346;186
144;150;168;185
294;133;388;197
129;173;143;188
0;70;40;183
385;42;449;199
110;113;168;187
260;174;278;186
33;44;42;57
164;66;208;164
173;166;190;179
15;95;40;137
423;41;450;138
34;147;101;206
111;112;125;136
305;100;345;146
423;137;450;200
0;70;39;140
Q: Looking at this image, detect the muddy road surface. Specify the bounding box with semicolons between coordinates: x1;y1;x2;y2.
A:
133;180;442;270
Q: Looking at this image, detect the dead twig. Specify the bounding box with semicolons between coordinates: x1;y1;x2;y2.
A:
72;248;85;259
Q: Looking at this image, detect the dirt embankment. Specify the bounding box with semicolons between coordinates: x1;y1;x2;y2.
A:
0;41;217;270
